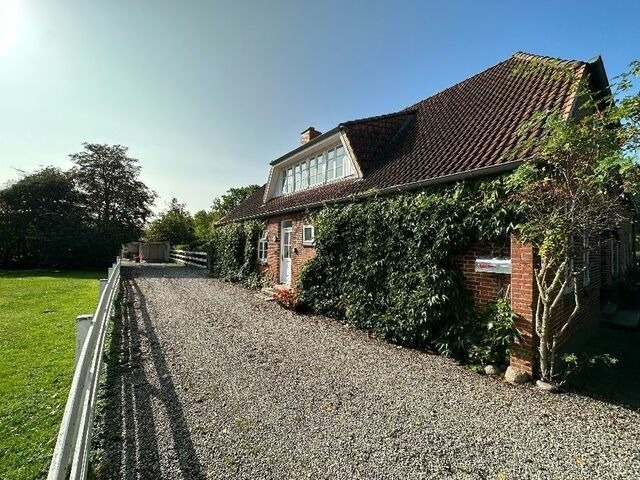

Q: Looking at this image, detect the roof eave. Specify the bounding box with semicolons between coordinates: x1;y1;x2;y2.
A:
269;127;341;166
219;159;523;224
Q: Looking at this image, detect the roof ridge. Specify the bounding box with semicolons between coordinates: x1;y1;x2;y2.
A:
340;109;416;127
512;50;586;67
404;51;585;112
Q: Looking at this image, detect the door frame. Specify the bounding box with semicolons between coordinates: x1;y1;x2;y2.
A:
279;220;293;284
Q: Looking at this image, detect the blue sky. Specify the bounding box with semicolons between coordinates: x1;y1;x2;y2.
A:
1;0;639;213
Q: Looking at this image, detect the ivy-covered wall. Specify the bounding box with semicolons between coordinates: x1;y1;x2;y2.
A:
207;220;263;287
297;179;515;359
209;179;517;364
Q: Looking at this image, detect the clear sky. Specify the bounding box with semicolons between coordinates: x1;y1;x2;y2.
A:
1;0;639;213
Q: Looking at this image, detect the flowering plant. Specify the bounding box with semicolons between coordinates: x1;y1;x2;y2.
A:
273;288;300;310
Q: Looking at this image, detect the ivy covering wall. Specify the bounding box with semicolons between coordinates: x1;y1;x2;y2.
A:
208;179;517;364
208;220;263;287
298;179;515;359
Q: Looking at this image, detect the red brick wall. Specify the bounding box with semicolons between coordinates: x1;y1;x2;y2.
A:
509;237;537;374
508;234;610;376
257;212;316;286
454;240;510;308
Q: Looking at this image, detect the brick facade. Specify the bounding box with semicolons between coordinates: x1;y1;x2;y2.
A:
454;240;510;308
507;228;634;376
257;211;316;286
255;215;633;378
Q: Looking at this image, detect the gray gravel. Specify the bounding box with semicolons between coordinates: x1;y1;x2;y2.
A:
95;263;640;479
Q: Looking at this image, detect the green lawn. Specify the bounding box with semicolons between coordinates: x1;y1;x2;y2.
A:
0;270;103;480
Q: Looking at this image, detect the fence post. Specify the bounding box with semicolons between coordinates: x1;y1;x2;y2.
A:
75;315;93;367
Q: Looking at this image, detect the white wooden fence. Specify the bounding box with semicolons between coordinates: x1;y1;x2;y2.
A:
48;258;121;480
170;249;209;269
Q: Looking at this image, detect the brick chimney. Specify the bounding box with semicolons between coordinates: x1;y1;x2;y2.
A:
300;127;322;145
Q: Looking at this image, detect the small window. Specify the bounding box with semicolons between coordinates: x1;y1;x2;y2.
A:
258;230;268;263
583;235;591;287
303;225;315;245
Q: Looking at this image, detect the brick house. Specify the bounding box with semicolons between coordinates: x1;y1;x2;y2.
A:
221;52;634;375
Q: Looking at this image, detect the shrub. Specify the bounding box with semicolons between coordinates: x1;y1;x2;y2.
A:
468;297;518;366
207;220;263;286
273;288;300;311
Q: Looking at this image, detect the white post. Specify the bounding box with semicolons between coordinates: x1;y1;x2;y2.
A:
75;315;92;367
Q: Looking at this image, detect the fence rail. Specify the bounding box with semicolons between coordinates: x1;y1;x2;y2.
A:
170;249;209;269
48;258;121;480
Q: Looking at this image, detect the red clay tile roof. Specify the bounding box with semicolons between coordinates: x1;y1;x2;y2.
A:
221;52;600;223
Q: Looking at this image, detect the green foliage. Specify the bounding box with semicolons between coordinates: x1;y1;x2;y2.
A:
468;297;518;366
297;179;515;358
0;167;98;268
0;144;156;269
560;352;619;385
208;220;263;286
144;198;196;246
193;209;217;241
211;184;260;220
505;60;640;381
70;143;156;259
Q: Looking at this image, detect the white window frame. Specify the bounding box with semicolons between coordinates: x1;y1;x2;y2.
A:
276;143;351;196
257;230;268;263
582;234;591;287
302;224;315;246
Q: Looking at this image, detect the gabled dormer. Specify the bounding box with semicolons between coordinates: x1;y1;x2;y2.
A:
262;127;362;203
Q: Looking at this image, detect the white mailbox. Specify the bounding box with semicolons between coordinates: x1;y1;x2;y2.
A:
475;257;511;274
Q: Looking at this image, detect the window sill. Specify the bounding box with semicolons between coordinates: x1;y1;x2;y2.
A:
302;242;315;247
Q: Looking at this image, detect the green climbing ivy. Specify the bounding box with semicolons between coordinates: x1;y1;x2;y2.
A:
208;220;263;287
297;178;516;360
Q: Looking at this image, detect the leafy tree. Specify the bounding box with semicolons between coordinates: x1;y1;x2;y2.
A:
144;198;196;246
0;167;90;267
193;209;217;241
507;61;640;381
70;143;156;253
211;184;260;220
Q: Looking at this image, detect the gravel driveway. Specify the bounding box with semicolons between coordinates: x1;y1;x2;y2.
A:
94;264;640;479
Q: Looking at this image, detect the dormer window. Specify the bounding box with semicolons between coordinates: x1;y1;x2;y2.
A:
278;144;350;196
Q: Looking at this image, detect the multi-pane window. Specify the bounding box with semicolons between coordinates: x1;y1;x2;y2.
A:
326;148;336;181
257;230;268;263
335;145;344;177
303;225;315;245
281;167;294;194
279;144;349;195
300;161;309;189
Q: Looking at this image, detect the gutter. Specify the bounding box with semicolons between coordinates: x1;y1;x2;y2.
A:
220;159;524;224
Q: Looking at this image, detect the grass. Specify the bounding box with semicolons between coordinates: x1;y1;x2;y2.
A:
0;269;103;480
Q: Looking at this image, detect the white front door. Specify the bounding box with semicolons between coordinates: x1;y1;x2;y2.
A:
280;220;292;284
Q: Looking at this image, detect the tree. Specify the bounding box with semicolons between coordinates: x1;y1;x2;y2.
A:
507;61;640;382
70;143;156;263
144;198;196;246
70;143;156;248
0;167;90;268
211;184;260;220
193;209;217;241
